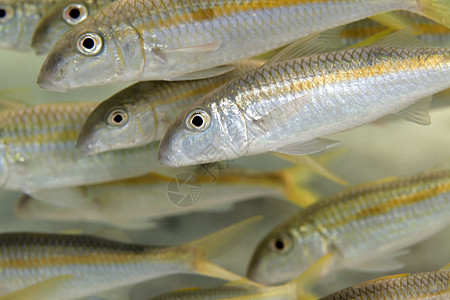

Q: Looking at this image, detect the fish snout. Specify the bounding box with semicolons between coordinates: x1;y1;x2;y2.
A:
37;53;69;91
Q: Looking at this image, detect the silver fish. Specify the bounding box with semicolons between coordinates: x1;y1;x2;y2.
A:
0;101;170;193
0;0;58;51
157;37;450;167
76;60;262;154
321;266;450;300
0;217;259;300
36;0;450;90
31;0;116;55
247;169;450;285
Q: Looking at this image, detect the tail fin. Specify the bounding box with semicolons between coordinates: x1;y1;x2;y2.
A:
188;216;262;281
276;166;320;207
414;0;450;28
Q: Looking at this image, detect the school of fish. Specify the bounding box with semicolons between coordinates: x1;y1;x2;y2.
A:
0;0;448;298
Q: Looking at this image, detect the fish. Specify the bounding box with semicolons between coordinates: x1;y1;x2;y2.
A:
15;162;320;229
149;254;334;300
320;264;450;300
36;0;450;90
0;100;172;194
0;0;60;51
76;60;263;155
157;32;450;167
0;217;260;300
340;12;450;47
247;169;450;285
31;0;117;55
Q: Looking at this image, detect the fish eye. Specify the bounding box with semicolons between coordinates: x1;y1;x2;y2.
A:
63;3;88;25
186;109;211;132
269;233;292;254
107;109;128;126
77;32;102;55
0;6;13;23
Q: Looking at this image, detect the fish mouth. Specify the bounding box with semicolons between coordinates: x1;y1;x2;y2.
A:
37;53;69;91
32;41;52;56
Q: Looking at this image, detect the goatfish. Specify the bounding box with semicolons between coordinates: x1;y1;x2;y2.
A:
340;12;450;47
36;0;450;91
247;169;450;285
0;100;172;194
321;264;450;300
0;217;260;300
0;0;60;51
16;162;320;229
76;60;263;155
150;254;334;300
157;32;450;167
31;0;117;55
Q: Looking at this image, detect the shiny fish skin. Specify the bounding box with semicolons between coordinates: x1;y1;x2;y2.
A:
340;12;450;47
158;46;450;167
36;0;448;90
31;0;117;55
0;218;256;300
247;170;450;285
0;102;166;192
321;270;450;300
76;60;262;154
16;163;317;229
0;0;58;51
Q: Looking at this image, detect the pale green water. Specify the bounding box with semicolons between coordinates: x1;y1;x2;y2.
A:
0;47;449;299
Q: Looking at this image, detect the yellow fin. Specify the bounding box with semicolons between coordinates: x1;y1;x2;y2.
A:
415;0;450;28
369;12;416;31
276;166;319;207
276;153;348;186
288;253;335;294
439;263;450;271
349;29;395;48
0;87;31;105
0;97;27;111
0;275;74;300
189;216;262;281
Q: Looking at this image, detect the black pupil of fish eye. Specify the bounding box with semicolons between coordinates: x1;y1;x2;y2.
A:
274;239;285;251
0;8;6;18
112;113;123;124
69;8;80;19
82;37;95;49
191;115;204;127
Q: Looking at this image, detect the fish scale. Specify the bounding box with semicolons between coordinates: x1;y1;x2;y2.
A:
0;102;166;192
37;0;450;90
247;170;450;285
0;233;192;299
321;270;450;299
158;45;449;167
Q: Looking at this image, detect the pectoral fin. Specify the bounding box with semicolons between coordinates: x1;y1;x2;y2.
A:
396;96;432;125
273;139;339;155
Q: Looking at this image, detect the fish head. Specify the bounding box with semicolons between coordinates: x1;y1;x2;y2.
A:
158;99;249;167
32;0;91;55
77;87;156;154
37;15;145;91
247;220;329;285
0;1;39;51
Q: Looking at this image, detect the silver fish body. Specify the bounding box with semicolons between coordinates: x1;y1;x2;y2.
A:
36;0;450;90
0;0;58;51
247;170;450;285
0;102;168;192
76;60;262;154
31;0;116;54
321;269;450;300
0;218;257;300
158;46;450;167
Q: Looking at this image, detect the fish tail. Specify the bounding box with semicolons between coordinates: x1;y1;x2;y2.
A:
277;166;319;207
188;216;262;281
414;0;450;28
